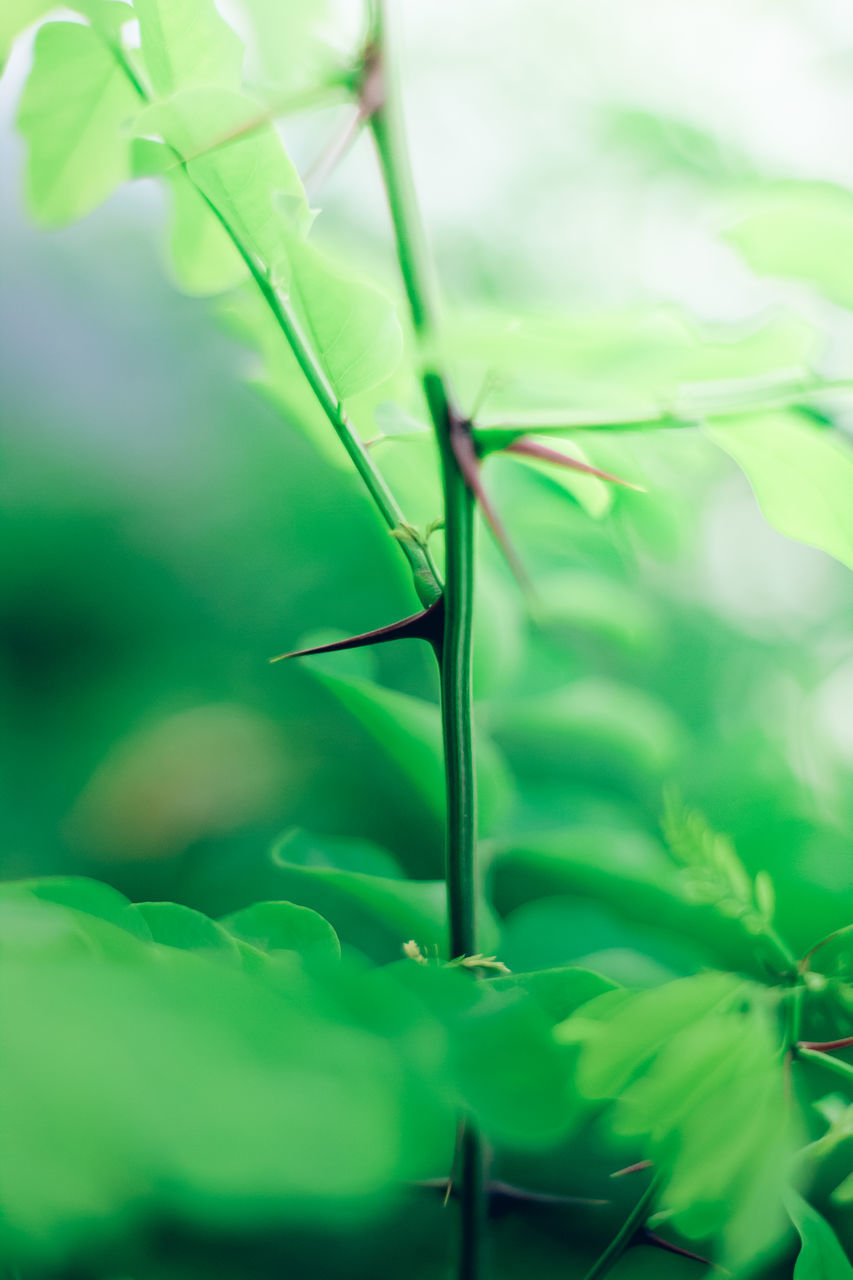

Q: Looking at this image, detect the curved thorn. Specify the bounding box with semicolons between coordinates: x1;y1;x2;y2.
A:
506;438;645;491
636;1229;712;1266
450;420;531;592
270;597;444;663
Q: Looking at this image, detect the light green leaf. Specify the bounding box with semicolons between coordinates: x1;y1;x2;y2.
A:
134;0;243;98
16;21;139;226
166;167;248;293
726;182;853;310
709;412;853;572
139;87;308;283
221;900;341;965
787;1191;853;1279
559;971;740;1096
288;239;404;399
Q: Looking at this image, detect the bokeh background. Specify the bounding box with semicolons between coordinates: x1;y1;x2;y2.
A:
2;0;853;989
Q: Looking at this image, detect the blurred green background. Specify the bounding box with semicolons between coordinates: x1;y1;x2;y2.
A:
2;0;851;968
2;3;853;1275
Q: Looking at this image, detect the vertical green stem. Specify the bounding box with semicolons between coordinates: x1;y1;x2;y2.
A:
367;5;485;1277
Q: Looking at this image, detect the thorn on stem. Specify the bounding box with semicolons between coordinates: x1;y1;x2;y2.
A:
611;1161;653;1179
269;597;444;663
506;438;645;491
635;1229;712;1266
797;1036;853;1053
449;416;531;591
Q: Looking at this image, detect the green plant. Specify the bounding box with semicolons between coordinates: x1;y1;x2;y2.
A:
3;2;853;1279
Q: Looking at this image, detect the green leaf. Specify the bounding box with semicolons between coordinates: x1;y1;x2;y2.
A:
493;678;686;780
0;893;146;963
262;857;498;963
135;901;241;958
0;951;422;1267
709;412;853;572
787;1191;853;1279
558;971;741;1096
134;0;243;98
306;666;513;836
488;966;618;1025
288;239;404;399
221;900;341;965
16;21;139;226
139;88;309;283
1;876;150;940
726;181;853;310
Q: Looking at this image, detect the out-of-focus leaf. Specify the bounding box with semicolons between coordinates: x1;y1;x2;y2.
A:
560;976;794;1268
221;900;341;964
493;677;686;779
488;965;617;1024
0;0;129;63
234;0;333;92
134;0;243;99
489;831;763;975
787;1190;853;1279
135;901;241;958
536;571;662;658
288;239;404;399
16;22;139;225
0;948;419;1268
261;854;500;962
557;971;740;1095
709;413;853;573
445;306;817;419
306;665;513;835
726;182;853;310
1;876;150;939
373;402;430;440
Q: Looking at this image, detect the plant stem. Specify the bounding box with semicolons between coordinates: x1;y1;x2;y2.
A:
103;36;442;610
367;0;478;969
367;6;484;1277
583;1175;661;1280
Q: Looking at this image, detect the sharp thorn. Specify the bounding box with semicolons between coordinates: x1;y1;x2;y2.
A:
507;438;645;491
270;597;444;663
611;1160;653;1178
636;1229;712;1266
450;423;532;593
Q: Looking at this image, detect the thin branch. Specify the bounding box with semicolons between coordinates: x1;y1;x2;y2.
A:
102;33;442;609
